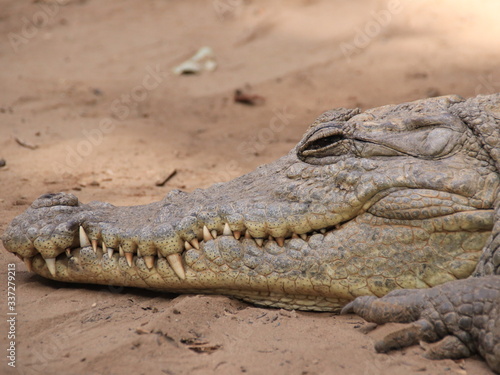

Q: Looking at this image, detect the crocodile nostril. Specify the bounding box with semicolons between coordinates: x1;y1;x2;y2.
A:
31;192;80;209
40;193;58;199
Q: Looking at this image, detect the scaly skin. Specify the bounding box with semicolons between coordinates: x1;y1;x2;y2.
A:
3;94;500;370
342;276;500;372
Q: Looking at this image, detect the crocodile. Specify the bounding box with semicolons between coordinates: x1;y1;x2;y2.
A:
3;94;499;372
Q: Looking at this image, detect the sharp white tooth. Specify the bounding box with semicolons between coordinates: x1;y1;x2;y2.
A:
211;230;218;239
233;231;241;240
276;237;285;247
245;231;252;239
137;248;142;257
255;238;264;247
79;226;91;247
144;255;155;269
119;245;125;257
203;226;214;241
91;239;98;253
125;253;133;267
103;242;112;258
167;254;186;280
65;248;71;257
292;233;299;239
320;229;326;234
45;258;56;277
223;223;233;236
300;234;307;240
185;241;193;250
190;239;200;250
24;257;33;272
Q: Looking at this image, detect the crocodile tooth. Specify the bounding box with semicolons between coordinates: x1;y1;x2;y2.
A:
144;256;155;269
65;248;71;257
320;228;326;234
125;253;133;267
137;248;142;257
190;239;200;250
276;237;285;247
167;254;186;280
45;258;56;277
223;223;232;236
184;241;193;250
245;231;252;239
203;226;214;241
255;238;264;247
292;233;299;239
211;229;218;239
300;234;307;240
91;239;98;253
103;242;113;258
79;226;91;247
24;257;33;272
233;231;241;240
119;245;125;257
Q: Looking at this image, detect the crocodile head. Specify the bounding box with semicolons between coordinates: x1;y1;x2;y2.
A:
3;94;499;311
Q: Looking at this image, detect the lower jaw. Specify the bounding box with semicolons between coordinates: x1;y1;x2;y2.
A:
28;248;350;312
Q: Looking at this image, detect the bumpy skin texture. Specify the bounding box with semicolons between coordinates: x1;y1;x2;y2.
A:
3;93;500;371
342;276;500;372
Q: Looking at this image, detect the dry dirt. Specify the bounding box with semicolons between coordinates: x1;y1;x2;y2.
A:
1;1;499;374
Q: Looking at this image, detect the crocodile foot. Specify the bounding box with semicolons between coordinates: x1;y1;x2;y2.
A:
341;276;500;373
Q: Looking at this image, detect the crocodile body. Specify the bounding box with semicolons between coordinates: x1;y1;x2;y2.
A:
3;94;499;371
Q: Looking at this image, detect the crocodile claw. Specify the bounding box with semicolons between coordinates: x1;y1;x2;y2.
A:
342;276;500;372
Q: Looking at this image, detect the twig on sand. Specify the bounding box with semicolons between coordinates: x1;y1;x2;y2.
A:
155;169;177;187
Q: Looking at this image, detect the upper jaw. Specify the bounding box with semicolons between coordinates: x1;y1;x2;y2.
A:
1;153;348;277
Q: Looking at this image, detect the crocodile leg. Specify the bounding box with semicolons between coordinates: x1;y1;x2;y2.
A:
342;275;500;372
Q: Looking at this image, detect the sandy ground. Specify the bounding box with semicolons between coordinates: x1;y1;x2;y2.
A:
1;0;499;374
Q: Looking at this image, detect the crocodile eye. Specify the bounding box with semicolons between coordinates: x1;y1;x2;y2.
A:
297;125;351;164
303;134;345;151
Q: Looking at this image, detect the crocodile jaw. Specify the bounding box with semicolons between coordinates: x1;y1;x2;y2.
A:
20;206;493;312
3;156;495;312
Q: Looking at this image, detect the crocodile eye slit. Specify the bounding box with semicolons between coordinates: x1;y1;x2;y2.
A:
303;134;346;151
297;125;349;162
